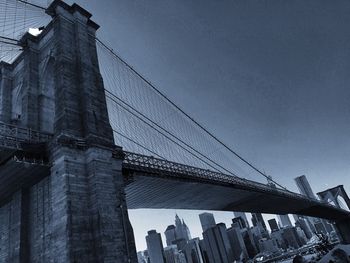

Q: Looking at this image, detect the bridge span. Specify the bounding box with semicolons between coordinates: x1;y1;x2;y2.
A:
0;1;349;262
123;151;350;221
0;122;349;222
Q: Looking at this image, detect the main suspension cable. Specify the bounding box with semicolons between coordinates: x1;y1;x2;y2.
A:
97;37;287;190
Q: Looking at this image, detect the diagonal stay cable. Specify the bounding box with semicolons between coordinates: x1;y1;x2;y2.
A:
16;0;47;10
112;129;166;160
0;35;21;46
105;92;239;177
105;89;240;178
97;37;287;190
0;39;20;46
4;0;287;190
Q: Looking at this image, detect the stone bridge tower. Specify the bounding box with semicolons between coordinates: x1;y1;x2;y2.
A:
0;1;137;262
317;185;350;211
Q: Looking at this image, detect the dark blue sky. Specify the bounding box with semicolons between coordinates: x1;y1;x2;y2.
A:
70;0;350;193
67;0;350;250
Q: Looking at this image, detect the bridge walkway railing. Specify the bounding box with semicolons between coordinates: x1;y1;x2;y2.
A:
0;122;53;150
122;151;315;202
0;124;337;211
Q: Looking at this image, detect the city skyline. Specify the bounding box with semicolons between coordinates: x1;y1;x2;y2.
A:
132;210;281;252
130;173;346;251
136;203;339;262
1;0;350;261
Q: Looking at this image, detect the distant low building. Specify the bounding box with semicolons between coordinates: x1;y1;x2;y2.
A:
164;245;187;263
295;226;307;245
137;251;149;263
258;238;279;254
281;226;303;249
270;229;286;249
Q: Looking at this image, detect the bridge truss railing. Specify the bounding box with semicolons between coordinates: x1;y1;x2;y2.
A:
122;151;314;201
0;122;334;208
0;122;52;150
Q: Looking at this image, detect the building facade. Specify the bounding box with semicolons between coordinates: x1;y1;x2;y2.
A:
146;230;166;263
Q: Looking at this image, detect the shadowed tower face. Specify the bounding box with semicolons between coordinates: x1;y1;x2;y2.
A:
0;1;137;262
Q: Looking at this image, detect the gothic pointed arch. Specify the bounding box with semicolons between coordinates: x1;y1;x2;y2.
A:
337;196;350;211
39;56;55;133
11;79;23;122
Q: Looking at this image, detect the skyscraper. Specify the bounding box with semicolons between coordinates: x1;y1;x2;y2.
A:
241;228;258;258
277;214;292;228
294;175;332;234
227;226;248;261
295;175;317;199
232;217;247;229
199;212;216;232
251;213;269;238
294;217;313;239
233;212;249;228
165;225;177;246
268;218;279;232
203;223;234;263
146;230;165;263
175;214;191;241
251;213;267;230
184;238;205;263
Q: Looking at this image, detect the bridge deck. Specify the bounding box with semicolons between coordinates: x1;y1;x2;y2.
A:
0;123;51;203
0;123;348;221
123;152;350;221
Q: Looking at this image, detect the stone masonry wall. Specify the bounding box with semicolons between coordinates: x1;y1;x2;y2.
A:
0;0;137;262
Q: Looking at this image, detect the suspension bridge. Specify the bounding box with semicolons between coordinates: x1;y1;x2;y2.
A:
0;0;349;262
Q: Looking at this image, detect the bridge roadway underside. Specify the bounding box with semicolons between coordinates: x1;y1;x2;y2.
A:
1;146;349;223
124;171;350;222
0;147;50;205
